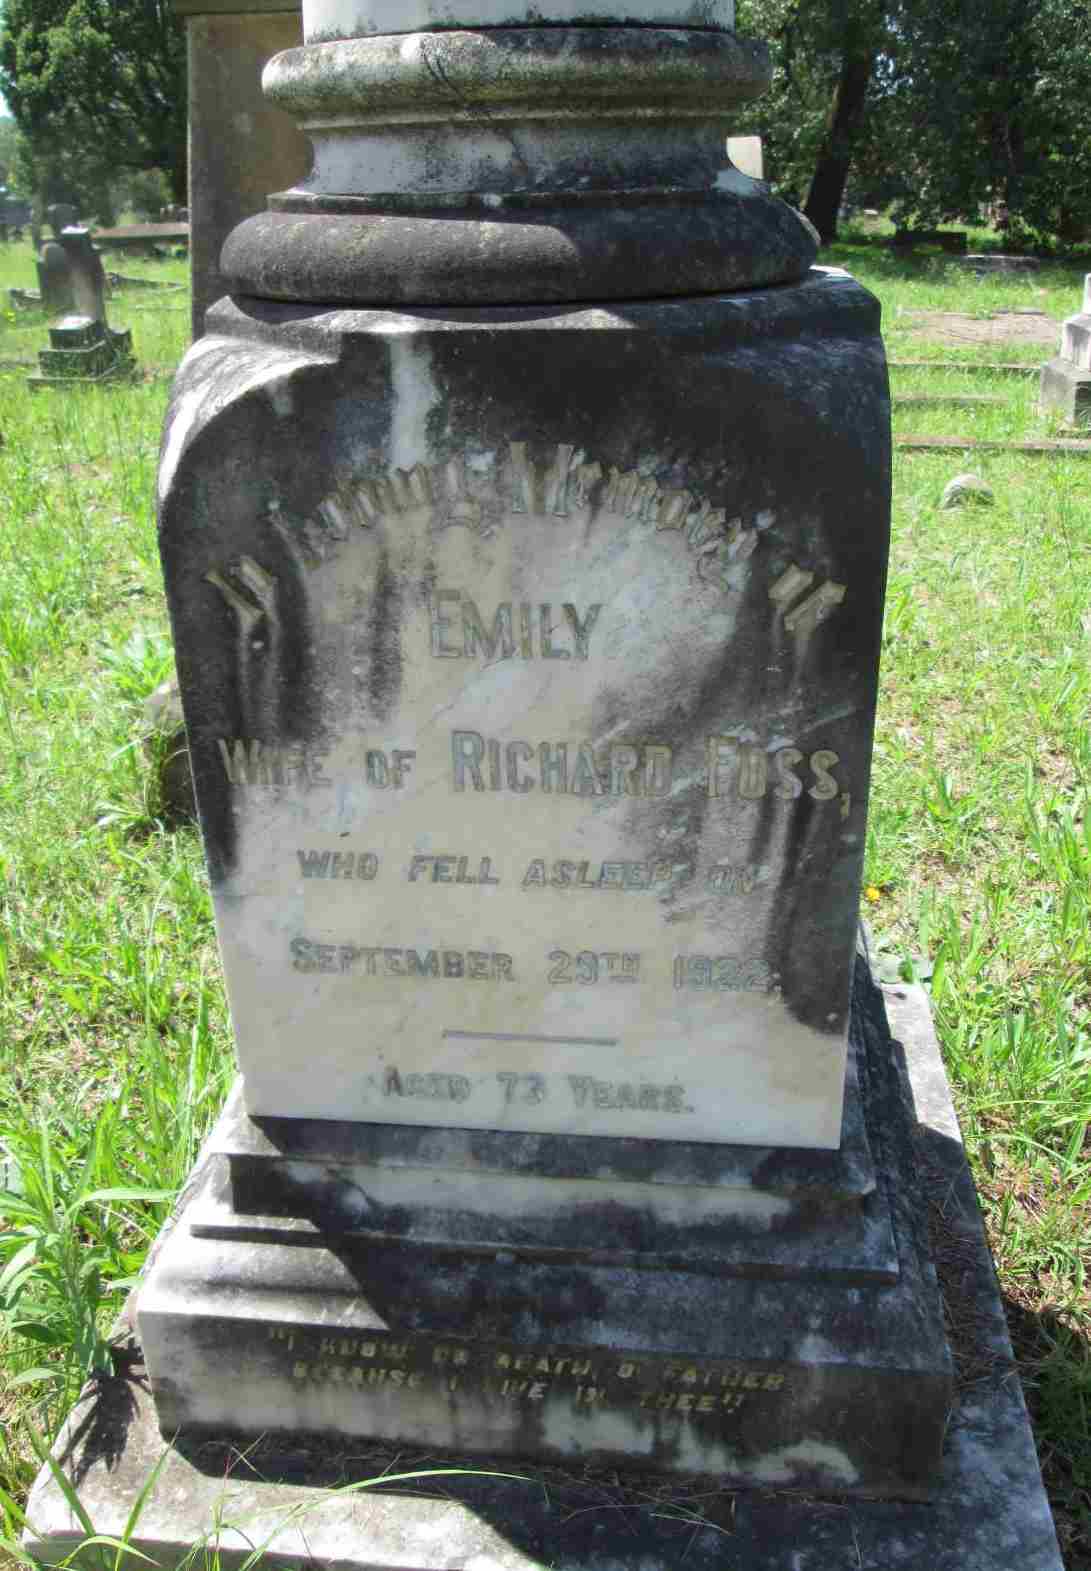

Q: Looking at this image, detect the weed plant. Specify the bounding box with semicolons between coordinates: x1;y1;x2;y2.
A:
0;236;1086;1565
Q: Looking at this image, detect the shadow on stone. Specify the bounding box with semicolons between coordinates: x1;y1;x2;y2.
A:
59;1350;148;1490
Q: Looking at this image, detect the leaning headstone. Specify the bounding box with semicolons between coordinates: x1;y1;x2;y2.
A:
58;229;108;322
1040;273;1091;428
36;204;86;315
23;3;1065;1568
36;206;76;316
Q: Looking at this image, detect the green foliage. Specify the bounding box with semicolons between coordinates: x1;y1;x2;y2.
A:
0;1;186;212
736;0;910;218
739;0;1091;249
118;168;175;224
0;1112;173;1394
878;0;1091;246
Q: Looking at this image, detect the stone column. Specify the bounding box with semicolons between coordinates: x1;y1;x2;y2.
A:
173;0;311;335
139;0;951;1503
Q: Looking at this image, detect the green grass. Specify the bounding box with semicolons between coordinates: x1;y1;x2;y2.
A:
0;235;1088;1566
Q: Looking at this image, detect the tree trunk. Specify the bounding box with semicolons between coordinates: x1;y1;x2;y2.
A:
803;43;876;244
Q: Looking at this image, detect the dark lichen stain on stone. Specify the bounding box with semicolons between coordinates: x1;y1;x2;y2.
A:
364;545;404;723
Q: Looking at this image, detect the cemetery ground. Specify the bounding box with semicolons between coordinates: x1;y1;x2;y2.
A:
0;232;1086;1568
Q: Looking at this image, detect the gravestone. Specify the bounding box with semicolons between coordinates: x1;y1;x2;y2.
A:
137;0;957;1497
173;0;312;336
1041;273;1091;427
21;3;1064;1568
36;205;79;316
28;227;136;389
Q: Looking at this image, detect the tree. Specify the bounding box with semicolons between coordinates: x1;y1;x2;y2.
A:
884;0;1091;246
735;0;1091;249
734;0;897;241
0;0;186;209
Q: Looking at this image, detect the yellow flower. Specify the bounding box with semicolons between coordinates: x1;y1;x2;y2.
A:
865;885;882;903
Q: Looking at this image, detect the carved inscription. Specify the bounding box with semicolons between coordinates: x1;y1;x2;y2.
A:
409;854;500;886
707;864;768;896
218;740;331;788
298;850;379;880
769;562;847;635
430;592;603;661
548;950;640;985
267;1326;790;1427
287;856;785;900
290;941;782;997
263;444;764;600
218;730;849;815
706;738;841;802
523;859;688;891
291;940;514;979
451;733;674;797
674;956;774;993
383;1069;471;1103
569;1076;690;1113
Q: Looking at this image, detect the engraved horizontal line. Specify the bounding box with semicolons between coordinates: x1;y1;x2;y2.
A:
443;1030;619;1048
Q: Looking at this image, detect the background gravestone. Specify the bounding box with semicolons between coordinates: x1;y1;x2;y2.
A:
172;0;312;336
28;226;136;388
1041;273;1091;427
36;205;79;316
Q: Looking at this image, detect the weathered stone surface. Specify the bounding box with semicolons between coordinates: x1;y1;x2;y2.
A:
28;314;136;390
197;1019;898;1277
136;961;951;1496
157;268;889;1150
26;976;1062;1568
143;677;197;822
172;0;312;334
304;0;735;39
939;472;994;509
57;229;109;323
222;24;818;305
1040;275;1091;427
1060;314;1091;368
37;243;74;316
726;133;763;179
958;252;1040;274
1040;358;1091;426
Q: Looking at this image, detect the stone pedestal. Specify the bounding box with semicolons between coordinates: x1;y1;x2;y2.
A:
173;0;312;335
138;960;951;1499
23;977;1064;1570
1041;273;1091;427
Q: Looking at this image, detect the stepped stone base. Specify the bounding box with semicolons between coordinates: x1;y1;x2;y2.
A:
28;314;135;389
22;981;1062;1571
133;962;952;1500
